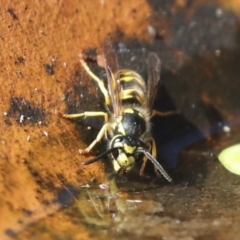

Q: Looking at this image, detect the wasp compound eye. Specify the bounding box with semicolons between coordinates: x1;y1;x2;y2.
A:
112;148;119;159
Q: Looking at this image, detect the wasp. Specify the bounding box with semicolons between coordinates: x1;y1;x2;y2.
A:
63;37;175;182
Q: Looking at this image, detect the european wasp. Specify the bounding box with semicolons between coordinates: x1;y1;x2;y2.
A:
64;37;176;182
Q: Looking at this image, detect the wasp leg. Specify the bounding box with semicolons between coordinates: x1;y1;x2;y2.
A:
63;111;108;122
79;55;111;106
150;138;162;177
79;123;111;154
139;156;148;176
151;109;180;118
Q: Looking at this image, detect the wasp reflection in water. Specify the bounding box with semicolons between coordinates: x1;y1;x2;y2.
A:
74;178;164;235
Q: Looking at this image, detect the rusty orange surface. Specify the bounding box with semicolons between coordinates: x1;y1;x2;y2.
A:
1;0;240;239
0;0;153;238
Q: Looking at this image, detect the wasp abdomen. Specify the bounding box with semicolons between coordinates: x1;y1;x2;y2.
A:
116;70;146;106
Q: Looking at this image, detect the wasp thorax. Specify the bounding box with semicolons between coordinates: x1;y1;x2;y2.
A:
113;108;146;138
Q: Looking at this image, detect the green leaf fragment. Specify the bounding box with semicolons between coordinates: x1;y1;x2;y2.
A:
218;144;240;175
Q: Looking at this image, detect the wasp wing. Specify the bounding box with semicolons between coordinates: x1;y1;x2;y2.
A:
146;52;161;112
102;36;122;116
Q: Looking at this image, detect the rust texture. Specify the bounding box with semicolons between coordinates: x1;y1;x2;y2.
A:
0;0;152;238
0;0;240;239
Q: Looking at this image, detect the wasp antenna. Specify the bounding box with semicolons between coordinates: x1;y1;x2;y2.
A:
136;149;172;182
82;147;122;165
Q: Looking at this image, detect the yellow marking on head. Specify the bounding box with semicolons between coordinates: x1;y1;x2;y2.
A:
123;144;136;154
117;153;128;166
112;142;122;148
113;151;135;173
127;156;135;166
113;159;121;172
117;153;134;167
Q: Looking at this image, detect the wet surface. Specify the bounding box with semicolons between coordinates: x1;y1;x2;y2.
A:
15;134;240;240
1;0;240;239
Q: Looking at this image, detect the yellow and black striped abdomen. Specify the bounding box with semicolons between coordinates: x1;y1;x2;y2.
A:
114;70;147;106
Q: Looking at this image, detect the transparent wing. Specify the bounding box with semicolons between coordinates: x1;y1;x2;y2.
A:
146;52;161;112
102;36;122;116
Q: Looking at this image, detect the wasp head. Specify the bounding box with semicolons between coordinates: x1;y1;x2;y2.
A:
82;135;172;182
110;135;145;174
